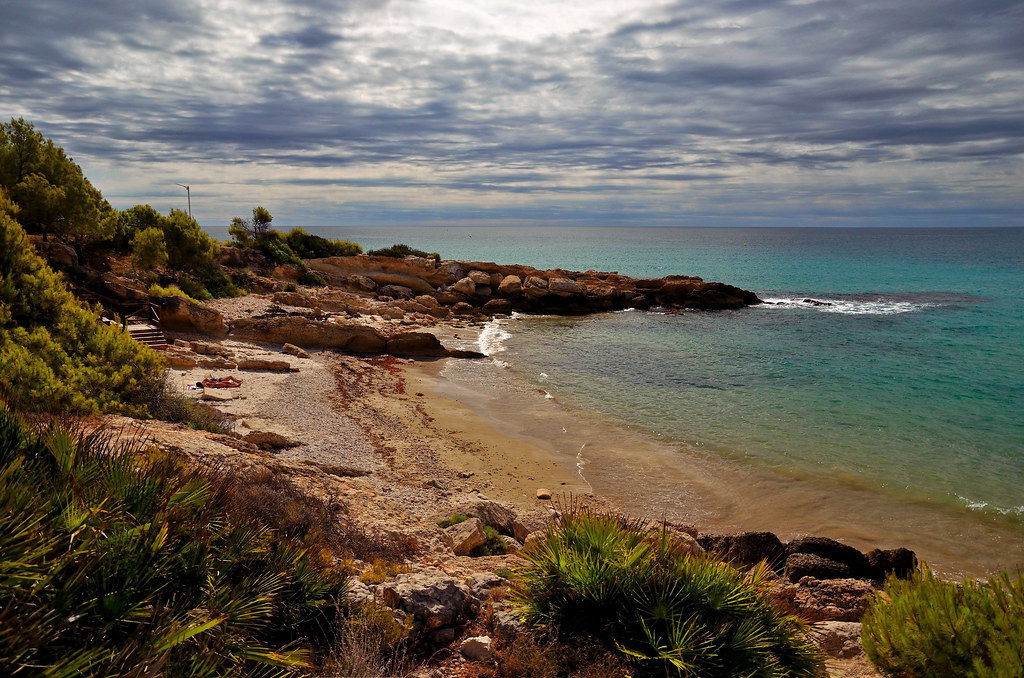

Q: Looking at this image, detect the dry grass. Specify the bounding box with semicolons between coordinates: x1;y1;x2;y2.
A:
471;632;629;678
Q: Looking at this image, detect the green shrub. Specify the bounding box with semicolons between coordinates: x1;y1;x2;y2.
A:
0;401;348;675
862;567;1024;677
296;269;327;287
472;524;507;557
0;211;164;415
148;282;192;300
283;282;298;293
511;507;822;677
284;227;362;258
199;266;245;298
174;275;213;301
230;269;254;293
367;243;440;260
255;231;303;266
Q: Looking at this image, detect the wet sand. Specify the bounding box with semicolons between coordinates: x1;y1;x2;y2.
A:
406;336;1024;579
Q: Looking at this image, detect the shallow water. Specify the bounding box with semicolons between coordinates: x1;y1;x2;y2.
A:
329;225;1024;575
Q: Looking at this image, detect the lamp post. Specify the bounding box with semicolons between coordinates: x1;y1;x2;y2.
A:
175;183;192;219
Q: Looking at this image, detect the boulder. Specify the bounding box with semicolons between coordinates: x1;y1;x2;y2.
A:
282;343;311;359
237;358;296;371
446;517;487;556
36;240;78;268
468;270;491;285
474;285;492;298
697;532;787;568
379;284;415;299
162;346;198;368
866;547;918;581
512;520;531;543
380;568;478;631
158;296;229;338
460;636;493;661
197;356;237;370
451;499;518;536
189;341;231;357
348;275;378;291
492;608;527;637
523;275;548;297
451;277;476;296
483;298;512;314
497;275;523;296
229;317;386;353
787;537;871;578
500;536;521;553
771;577;874;622
272;291;310;307
452;302;475;315
414;294;441;309
386;331;449;357
468;572;507;599
201;390;236;402
813;621;865;660
784;553;853;582
536;488;552;500
548;277;584;295
243;431;301;449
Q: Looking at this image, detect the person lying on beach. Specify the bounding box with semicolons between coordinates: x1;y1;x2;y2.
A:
201;375;242;388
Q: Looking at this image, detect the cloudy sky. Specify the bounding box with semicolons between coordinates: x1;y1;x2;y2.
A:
2;0;1022;229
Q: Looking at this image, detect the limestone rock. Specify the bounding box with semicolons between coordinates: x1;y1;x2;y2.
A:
201;390;236;402
380;568;478;630
451;499;517;536
492;608;527;637
813;621;865;660
483;298;512;313
500;536;521;553
229;316;386;353
523;275;548;297
497;275;523;296
386;332;450;357
158;296;229;338
474;285;492;298
452;302;475;315
189;341;231;357
536;488;552;500
282;343;311;359
468;270;491;285
197;356;237;370
460;636;493;661
787;537;871;578
451;277;476;296
468;571;507;599
697;531;787;568
272;291;310;307
379;284;415;299
237;358;296;372
243;431;300;449
446;517;487;556
785;553;853;582
512;520;531;542
548;277;584;295
414;294;440;308
162;347;198;368
772;577;874;622
349;275;378;291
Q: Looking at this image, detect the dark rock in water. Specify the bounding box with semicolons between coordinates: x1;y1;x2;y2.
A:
787;537;871;578
784;553;853;582
697;531;787;568
802;298;832;306
866;547;918;581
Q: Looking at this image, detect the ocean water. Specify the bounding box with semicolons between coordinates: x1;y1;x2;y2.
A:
329;226;1024;573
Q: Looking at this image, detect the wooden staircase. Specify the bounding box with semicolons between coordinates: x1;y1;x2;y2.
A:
127;323;169;349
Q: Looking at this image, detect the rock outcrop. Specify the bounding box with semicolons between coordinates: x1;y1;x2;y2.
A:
158;296;229;337
306;254;761;316
380;568;479;631
772;577;875;622
229;317;387;352
698;532;787;568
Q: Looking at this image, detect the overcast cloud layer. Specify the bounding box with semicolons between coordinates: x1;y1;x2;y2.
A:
2;0;1022;228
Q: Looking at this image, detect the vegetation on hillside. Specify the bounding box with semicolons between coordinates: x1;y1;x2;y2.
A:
511;507;823;677
0;401;350;676
229;207;361;264
862;567;1024;677
0;209;163;415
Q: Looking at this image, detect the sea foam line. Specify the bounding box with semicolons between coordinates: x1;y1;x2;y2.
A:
760;297;934;315
477;318;512;356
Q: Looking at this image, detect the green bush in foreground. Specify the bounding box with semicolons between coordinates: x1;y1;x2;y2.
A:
862;567;1024;678
511;508;822;677
0;210;164;415
0;401;348;676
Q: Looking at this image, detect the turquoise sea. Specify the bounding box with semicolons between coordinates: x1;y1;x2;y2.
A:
327;226;1024;575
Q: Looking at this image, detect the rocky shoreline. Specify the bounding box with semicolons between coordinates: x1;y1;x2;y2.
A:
65;249;893;676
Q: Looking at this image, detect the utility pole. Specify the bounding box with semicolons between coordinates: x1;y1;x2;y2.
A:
175;183;192;219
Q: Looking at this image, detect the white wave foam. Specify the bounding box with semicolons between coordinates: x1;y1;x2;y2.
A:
956;494;1024;516
760;297;933;315
477;318;512;356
